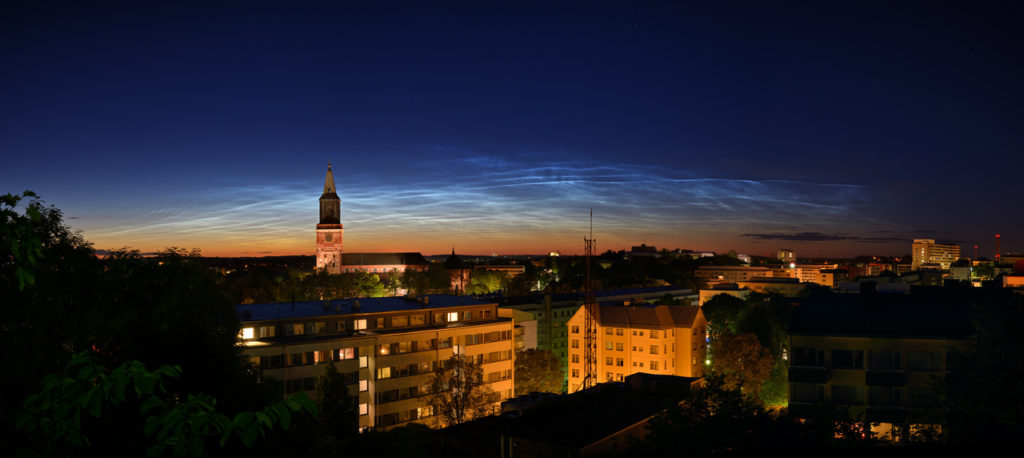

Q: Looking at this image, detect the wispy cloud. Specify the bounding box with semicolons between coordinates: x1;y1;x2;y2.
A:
741;232;910;243
82;156;880;254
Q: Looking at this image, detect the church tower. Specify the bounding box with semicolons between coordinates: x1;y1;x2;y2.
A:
316;164;343;273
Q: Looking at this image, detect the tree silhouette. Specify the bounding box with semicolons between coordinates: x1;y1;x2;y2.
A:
426;354;494;427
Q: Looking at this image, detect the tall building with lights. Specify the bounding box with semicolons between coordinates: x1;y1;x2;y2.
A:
238;296;514;430
316;164;344;273
911;239;960;270
314;164;428;275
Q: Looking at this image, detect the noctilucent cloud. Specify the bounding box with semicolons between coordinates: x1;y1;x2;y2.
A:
2;2;1022;257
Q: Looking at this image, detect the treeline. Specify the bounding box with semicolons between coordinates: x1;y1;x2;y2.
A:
218;250;738;305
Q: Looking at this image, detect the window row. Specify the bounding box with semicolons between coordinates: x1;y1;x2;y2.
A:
791;348;942;371
244;308;498;340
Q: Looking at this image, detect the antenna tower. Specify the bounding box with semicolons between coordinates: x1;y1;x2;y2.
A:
582;209;598;390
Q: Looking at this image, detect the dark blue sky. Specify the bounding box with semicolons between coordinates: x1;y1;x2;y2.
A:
2;1;1022;257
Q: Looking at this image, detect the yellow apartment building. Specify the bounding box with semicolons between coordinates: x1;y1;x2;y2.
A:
565;303;706;393
238;295;514;430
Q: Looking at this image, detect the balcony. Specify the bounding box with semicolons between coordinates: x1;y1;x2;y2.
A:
788;366;829;383
865;371;906;387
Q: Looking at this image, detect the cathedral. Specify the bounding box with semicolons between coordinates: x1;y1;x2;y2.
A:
315;164;429;274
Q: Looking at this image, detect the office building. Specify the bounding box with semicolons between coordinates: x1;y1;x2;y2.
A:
911;239;961;270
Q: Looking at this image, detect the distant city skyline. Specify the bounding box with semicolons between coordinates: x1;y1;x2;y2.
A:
3;2;1021;258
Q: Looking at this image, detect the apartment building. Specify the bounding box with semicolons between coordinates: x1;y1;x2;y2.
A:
911;239;961;270
503;287;695;392
787;288;974;441
565;303;706;393
238;295;514;430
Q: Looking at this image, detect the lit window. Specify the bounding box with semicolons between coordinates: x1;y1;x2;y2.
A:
240;327;254;340
359;403;368;415
354;319;367;330
359;356;368;368
447;312;459;322
359;380;368;392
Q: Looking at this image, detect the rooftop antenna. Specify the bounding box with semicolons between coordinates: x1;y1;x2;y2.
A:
581;209;598;390
996;234;1002;264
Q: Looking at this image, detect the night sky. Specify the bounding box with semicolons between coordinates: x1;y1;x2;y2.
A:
2;1;1022;258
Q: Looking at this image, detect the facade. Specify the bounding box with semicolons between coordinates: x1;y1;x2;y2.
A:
314;165;428;275
698;283;750;306
696;265;770;283
239;295;514;430
794;264;840;284
503;286;696;392
474;264;526;276
911;239;961;270
778;249;796;263
565;303;706;393
735;277;806;297
787;288;974;441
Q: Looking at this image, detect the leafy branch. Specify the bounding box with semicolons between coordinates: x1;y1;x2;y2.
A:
17;353;317;457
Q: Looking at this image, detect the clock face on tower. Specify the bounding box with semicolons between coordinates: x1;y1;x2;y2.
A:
325;233;333;242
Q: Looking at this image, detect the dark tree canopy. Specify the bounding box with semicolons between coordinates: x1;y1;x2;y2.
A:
2;192;286;455
514;349;563;395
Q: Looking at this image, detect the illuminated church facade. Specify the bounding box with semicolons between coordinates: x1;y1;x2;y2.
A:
315;165;428;274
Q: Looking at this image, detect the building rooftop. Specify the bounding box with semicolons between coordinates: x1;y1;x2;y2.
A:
341;252;428;266
697;265;769;270
597;303;701;328
789;288;978;339
502;286;694;308
238;295;493;322
740;276;800;284
444;373;698;454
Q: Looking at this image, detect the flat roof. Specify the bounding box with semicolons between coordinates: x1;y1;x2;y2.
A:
238;295;494;322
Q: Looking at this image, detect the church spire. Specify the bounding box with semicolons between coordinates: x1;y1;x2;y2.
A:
323;162;337;195
319;163;341;225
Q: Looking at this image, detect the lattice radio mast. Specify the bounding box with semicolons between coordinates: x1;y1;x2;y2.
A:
582;209;598;390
